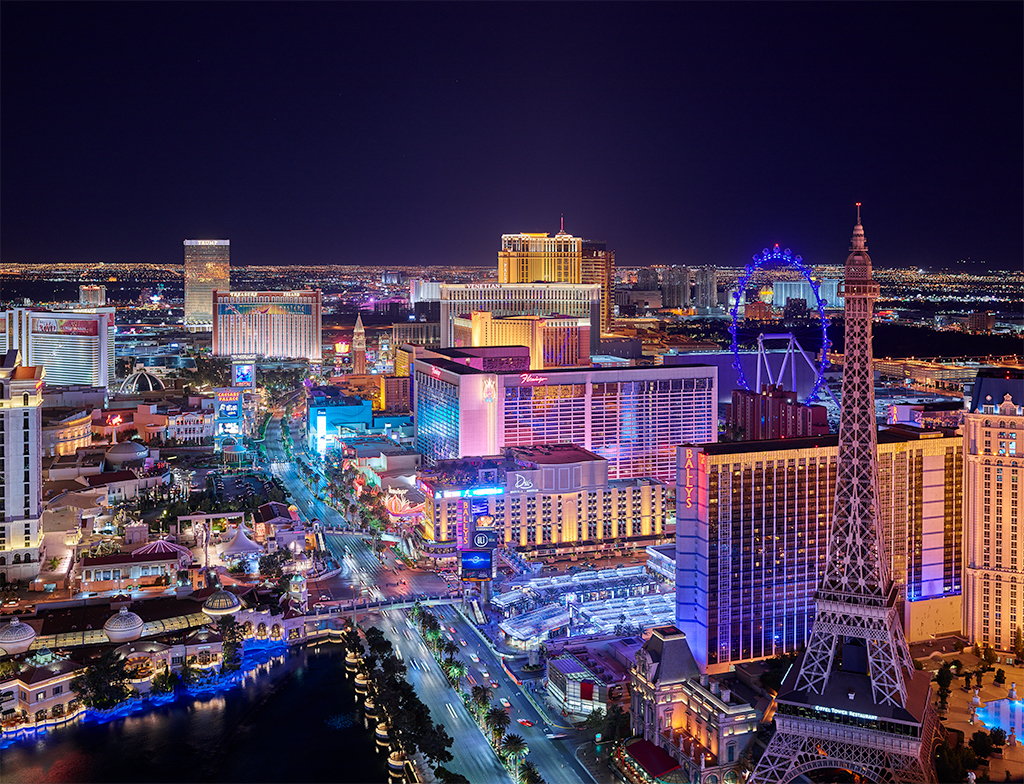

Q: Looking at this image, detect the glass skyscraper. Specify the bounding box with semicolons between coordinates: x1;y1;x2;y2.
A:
183;239;230;329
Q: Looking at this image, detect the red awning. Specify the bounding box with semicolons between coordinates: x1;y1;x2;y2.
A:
624;738;681;779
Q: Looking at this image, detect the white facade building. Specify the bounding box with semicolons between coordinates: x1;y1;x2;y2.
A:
212;290;322;362
0;350;44;584
1;308;115;387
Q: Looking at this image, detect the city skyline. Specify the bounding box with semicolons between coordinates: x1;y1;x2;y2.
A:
1;3;1021;271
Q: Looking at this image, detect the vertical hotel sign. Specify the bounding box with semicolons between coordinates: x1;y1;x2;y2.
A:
675;445;710;671
679;446;708;514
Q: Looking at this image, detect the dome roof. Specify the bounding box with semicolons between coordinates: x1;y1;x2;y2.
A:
203;589;242;616
103;607;144;642
120;369;165;393
133;538;193;561
0;617;37;653
106;440;149;464
223;442;245;454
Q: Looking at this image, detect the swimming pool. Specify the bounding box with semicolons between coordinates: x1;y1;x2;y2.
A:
976;698;1024;734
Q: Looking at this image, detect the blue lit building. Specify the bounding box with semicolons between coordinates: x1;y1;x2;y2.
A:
676;425;965;673
304;386;374;454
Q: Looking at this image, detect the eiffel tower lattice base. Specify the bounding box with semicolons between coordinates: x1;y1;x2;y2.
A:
754;706;938;784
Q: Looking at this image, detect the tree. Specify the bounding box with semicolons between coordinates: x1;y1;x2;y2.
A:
969;729;994;760
500;733;528;782
520;760;545;784
446;660;468;691
994;668;1006;685
71;650;133;709
0;659;21;680
989;727;1007;747
485;705;511;746
583;708;606;730
935;664;953;707
150;669;180;694
441;639;460;663
983;644;998;666
606;704;630;740
218;613;243;673
434;766;470;784
1015;625;1024;661
471;685;491;718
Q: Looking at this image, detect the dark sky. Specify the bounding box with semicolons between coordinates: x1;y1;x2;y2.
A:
2;2;1021;270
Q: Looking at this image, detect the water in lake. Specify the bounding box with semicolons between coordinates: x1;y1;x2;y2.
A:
1;642;387;783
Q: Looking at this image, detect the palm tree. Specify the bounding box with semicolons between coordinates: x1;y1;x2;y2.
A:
485;705;511;747
471;685;491;719
447;660;468;691
520;760;545;784
500;733;528;783
441;639;459;662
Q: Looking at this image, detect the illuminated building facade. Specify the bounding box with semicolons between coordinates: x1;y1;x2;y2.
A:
726;384;829;440
414;353;717;482
695;267;717;309
0;350;44;584
440;282;601;353
183;239;230;329
661;266;690;309
451;310;590;370
581;240;615;333
498;230;582;285
417;444;667;560
79;285;106;307
1;308;115;387
773;278;840;309
212;290;322;362
962;368;1023;654
676;426;965;673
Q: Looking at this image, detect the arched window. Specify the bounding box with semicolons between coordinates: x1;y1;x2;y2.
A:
13;554;21;564
0;557;5;566
23;393;29;407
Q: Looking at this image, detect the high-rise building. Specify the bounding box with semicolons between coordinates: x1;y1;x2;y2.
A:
212;290;322;362
726;384;829;440
962;368;1023;655
79;285;106;307
413;350;717;482
353;313;366;375
183;239;230;329
440;282;601;353
635;268;659;291
675;426;964;672
451;311;590;370
1;307;115;387
753;209;937;784
0;350;44;584
498;229;582;285
773;278;840;309
966;310;996;334
695;267;717;309
409;279;442;304
417;444;668;560
581;241;615;333
661;266;690;309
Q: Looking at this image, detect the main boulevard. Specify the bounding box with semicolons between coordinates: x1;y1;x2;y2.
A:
262;406;594;784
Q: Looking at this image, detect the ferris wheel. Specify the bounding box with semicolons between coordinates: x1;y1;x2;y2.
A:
727;244;836;405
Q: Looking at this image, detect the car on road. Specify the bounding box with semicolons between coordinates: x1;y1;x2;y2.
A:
480;670;489;678
546;733;569;740
490;680;499;689
459;638;467;646
470;653;479;663
517;719;533;727
319;595;330;601
448;626;456;633
500;698;511;709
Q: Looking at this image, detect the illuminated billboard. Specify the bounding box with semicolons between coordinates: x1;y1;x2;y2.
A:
31;317;99;336
470;528;498;550
232;363;255;388
219;402;240;419
460;549;493;581
219;303;312;316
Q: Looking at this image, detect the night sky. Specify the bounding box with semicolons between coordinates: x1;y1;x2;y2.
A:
2;2;1021;270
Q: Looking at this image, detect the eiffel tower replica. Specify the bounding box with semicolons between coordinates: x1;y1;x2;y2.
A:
752;208;938;784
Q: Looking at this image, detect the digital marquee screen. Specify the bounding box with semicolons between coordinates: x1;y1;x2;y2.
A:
460;549;492;581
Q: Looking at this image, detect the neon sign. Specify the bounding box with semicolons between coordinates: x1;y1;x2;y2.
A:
107;414;123;427
430;366;442;379
520;373;548;384
681;447;707;510
483;377;496;403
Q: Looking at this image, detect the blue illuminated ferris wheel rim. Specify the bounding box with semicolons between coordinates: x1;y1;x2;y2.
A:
728;245;832;403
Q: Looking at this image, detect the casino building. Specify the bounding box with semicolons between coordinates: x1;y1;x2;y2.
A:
212;290;322;362
1;307;115;387
675;424;966;673
183;239;230;330
440;282;601;353
413;350;717;483
416;444;668;561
